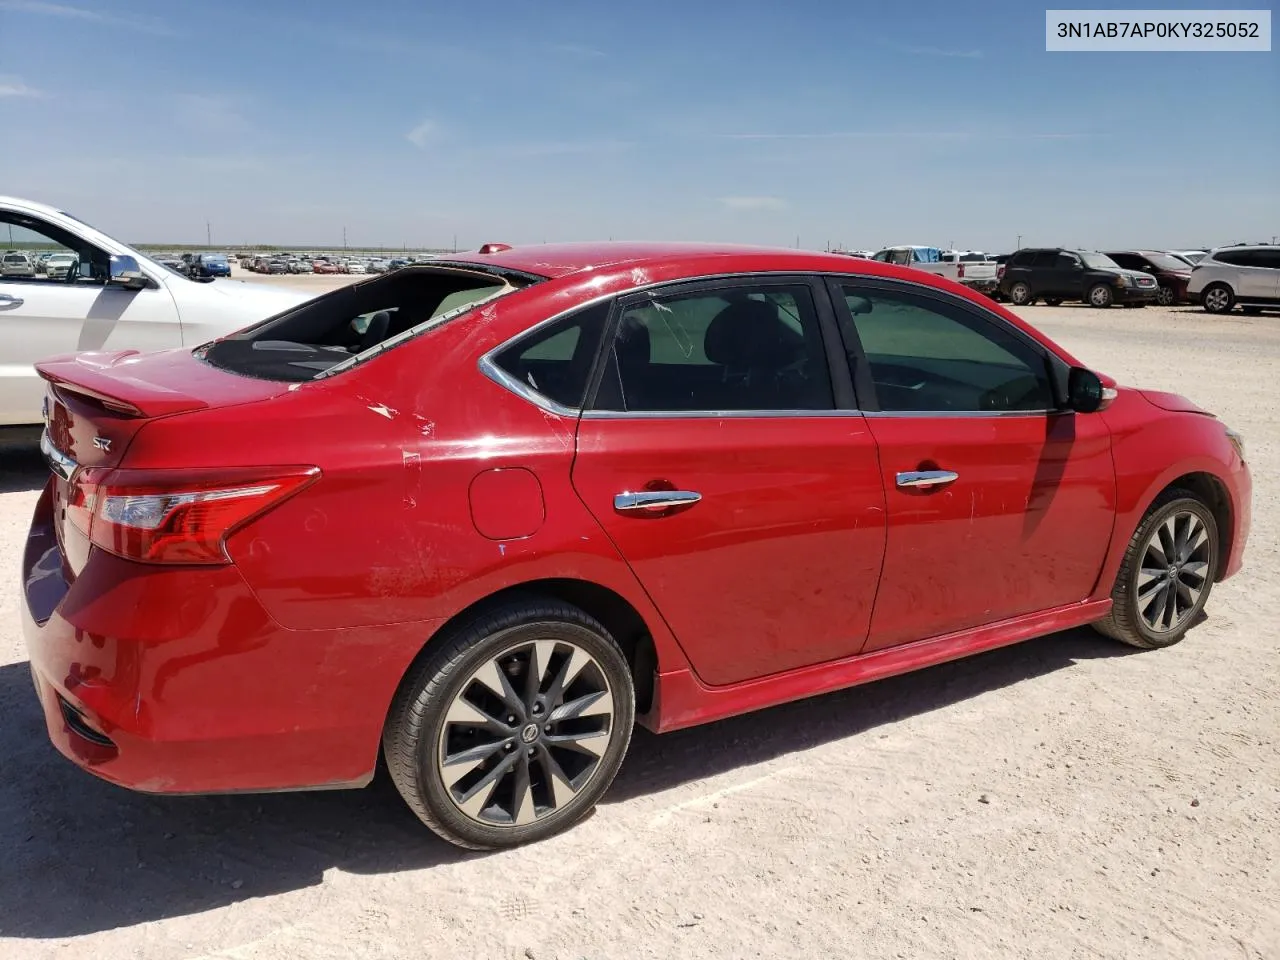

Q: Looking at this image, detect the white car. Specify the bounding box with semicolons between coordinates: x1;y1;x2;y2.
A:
0;196;314;426
1186;245;1280;315
2;252;35;277
345;260;367;274
43;252;79;280
1170;249;1208;265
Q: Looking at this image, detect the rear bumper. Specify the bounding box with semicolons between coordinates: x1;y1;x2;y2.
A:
22;481;437;795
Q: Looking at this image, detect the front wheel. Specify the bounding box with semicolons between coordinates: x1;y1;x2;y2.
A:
1088;283;1114;308
1157;285;1176;306
384;598;635;850
1093;490;1218;649
1202;284;1235;314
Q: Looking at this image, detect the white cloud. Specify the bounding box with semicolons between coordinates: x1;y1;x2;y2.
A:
0;76;44;98
0;1;174;35
718;196;788;212
406;119;437;149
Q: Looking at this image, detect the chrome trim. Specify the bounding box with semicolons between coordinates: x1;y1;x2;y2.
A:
584;408;861;420
615;490;702;511
896;470;959;489
40;430;77;481
477;353;580;418
1101;387;1118;403
863;408;1058;419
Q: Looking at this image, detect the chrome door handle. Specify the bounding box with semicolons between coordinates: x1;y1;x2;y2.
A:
896;470;959;489
614;490;702;512
0;294;24;307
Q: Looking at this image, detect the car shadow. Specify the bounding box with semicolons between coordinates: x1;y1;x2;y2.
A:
0;434;47;494
0;626;1134;938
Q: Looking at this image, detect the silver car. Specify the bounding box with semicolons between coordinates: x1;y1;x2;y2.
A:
1;252;34;277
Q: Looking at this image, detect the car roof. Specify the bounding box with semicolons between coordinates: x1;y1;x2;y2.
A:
441;241;894;279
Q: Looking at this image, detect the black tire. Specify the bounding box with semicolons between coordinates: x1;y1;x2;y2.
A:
1088;283;1114;308
1156;285;1176;306
384;596;635;850
1044;297;1063;306
1092;489;1219;649
1201;283;1235;314
1009;281;1033;306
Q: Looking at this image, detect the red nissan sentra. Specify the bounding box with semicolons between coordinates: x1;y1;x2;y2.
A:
24;243;1251;849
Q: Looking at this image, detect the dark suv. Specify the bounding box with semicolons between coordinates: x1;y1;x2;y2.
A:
998;248;1160;308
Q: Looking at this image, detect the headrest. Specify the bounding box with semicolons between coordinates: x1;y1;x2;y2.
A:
704;298;789;368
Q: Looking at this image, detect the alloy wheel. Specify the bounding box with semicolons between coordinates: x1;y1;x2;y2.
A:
1010;282;1031;305
1204;287;1232;313
437;639;616;826
1136;511;1211;634
1157;286;1175;306
1090;285;1113;307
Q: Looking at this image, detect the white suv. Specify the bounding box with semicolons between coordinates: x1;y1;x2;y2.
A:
1187;245;1280;315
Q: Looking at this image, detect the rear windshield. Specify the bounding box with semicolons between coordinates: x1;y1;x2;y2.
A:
196;264;541;382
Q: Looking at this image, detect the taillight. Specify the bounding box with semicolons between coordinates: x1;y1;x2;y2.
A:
68;466;319;564
997;265;1006;280
957;263;966;279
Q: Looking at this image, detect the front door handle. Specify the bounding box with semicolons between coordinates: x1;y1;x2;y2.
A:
896;470;959;490
614;490;702;513
0;294;24;307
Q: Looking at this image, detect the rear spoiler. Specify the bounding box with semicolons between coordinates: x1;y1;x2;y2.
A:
35;351;210;419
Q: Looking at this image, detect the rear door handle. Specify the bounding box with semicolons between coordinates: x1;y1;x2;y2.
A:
0;294;24;307
896;470;959;490
614;490;701;513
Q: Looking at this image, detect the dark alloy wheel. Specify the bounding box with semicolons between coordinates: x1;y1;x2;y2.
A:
1009;281;1032;305
1156;285;1176;306
1093;490;1219;649
384;598;635;849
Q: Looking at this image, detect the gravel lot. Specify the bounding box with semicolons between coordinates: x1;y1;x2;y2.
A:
1;288;1276;960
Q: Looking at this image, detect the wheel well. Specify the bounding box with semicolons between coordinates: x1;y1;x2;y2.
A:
412;579;659;714
1161;472;1233;580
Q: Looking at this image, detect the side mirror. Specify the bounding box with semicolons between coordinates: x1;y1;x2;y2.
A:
108;254;148;290
1067;367;1116;413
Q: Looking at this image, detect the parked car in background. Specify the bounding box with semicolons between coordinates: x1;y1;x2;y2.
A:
0;195;311;425
1;251;36;277
23;240;1250;852
43;252;79;280
190;253;232;279
388;258;410;271
1171;250;1208;265
345;260;368;274
999;248;1159;307
1104;250;1194;305
35;252;53;274
366;259;389;274
313;259;340;274
293;259;315;274
1187;245;1280;315
872;245;1000;294
267;259;290;275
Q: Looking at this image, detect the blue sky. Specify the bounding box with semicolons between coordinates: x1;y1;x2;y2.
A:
1;0;1276;250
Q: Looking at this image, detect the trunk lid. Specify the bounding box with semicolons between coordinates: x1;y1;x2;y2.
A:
38;348;295;574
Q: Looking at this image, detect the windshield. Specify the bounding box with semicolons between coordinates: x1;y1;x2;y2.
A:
203;254;228;263
1144;253;1193;271
1081;252;1121;270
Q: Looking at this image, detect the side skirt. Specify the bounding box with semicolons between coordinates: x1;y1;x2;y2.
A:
643;599;1112;733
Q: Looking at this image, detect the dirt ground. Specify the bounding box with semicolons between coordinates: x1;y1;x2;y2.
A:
1;288;1276;960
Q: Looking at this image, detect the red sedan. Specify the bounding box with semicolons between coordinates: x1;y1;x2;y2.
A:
24;242;1251;849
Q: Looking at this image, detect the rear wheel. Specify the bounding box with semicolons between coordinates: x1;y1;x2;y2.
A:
1009;281;1033;305
1088;284;1114;308
384;598;635;850
1202;284;1235;314
1092;490;1218;649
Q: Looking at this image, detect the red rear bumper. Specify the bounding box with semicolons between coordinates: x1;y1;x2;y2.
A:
23;481;437;794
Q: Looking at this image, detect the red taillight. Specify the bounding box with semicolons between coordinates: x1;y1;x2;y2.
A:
997;265;1006;280
68;466;319;564
957;263;965;279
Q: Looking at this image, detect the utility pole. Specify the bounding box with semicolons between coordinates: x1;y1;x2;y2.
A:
206;220;211;247
343;226;347;251
795;234;800;248
1016;234;1022;249
452;233;457;253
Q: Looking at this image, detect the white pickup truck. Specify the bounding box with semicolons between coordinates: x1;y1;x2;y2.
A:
870;246;1001;295
0;196;312;426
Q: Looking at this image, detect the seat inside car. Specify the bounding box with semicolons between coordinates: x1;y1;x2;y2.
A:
703;298;819;409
